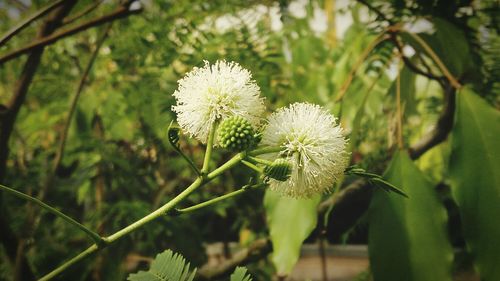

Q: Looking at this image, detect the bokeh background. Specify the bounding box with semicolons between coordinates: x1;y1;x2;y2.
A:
0;0;499;280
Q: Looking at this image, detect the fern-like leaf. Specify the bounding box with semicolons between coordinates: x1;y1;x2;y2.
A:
127;249;196;281
230;267;253;281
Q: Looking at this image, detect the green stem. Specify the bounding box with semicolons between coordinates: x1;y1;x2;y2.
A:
247;155;274;166
201;121;218;174
241;159;264;174
39;244;98;281
248;146;283;156
206;152;244;181
0;184;104;246
175;183;267;215
40;146;247;280
167;122;201;176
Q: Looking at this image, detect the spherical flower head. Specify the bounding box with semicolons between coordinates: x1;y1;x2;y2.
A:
261;102;349;198
172;60;265;144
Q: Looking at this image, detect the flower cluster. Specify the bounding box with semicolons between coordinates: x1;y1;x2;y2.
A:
172;60;349;198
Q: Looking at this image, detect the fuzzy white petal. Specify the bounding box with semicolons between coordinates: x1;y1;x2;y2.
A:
261;102;349;198
172;60;265;143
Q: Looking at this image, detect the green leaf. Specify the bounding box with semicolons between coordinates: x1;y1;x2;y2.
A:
264;190;321;275
449;88;500;281
346;166;408;198
368;151;453;281
230;267;253;281
127;249;196;281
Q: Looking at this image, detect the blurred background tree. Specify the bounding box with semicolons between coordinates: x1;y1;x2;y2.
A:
0;0;498;280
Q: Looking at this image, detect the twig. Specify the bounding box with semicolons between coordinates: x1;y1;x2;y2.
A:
334;33;389;102
52;23;112;172
0;3;77;280
173;184;267;215
5;0;29;11
0;2;142;65
0;184;105;246
63;0;104;25
402;30;462;89
390;33;445;82
0;0;66;46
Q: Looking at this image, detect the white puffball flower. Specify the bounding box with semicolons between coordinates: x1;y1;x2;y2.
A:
172;60;265;144
261;102;349;198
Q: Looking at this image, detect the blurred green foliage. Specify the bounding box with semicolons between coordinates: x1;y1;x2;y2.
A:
0;0;499;280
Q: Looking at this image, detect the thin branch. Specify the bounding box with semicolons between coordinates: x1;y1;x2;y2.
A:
334;33;389;102
402;30;462;89
0;3;77;280
0;184;105;246
52;23;112;172
357;0;394;25
173;184;267;215
5;0;29;11
63;0;104;25
0;0;66;46
389;32;445;81
0;2;142;65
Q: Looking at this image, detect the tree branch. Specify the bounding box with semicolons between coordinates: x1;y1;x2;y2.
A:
0;2;77;280
62;0;104;25
390;32;446;82
195;239;272;280
408;84;456;158
0;0;66;46
0;1;142;65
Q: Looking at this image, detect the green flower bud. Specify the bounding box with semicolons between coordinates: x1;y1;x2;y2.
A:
218;116;257;151
264;158;292;182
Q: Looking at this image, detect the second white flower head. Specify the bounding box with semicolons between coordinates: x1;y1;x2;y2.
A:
172;60;265;144
261;103;349;198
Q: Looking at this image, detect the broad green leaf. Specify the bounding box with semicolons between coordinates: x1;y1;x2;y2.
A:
449;88;500;281
368;151;453;281
230;267;253;281
264;190;321;275
127;249;196;281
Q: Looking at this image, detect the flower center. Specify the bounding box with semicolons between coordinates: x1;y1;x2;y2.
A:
207;87;234;119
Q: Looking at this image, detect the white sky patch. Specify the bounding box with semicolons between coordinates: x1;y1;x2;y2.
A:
309;2;328;35
269;4;283;32
404;18;435;34
335;0;353;39
288;0;308;19
402;45;415;57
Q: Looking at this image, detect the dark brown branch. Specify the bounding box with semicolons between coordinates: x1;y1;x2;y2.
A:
0;3;78;281
0;1;142;65
390;32;445;82
63;0;104;25
357;0;394;25
408;84;456;159
0;0;66;46
195;239;272;280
